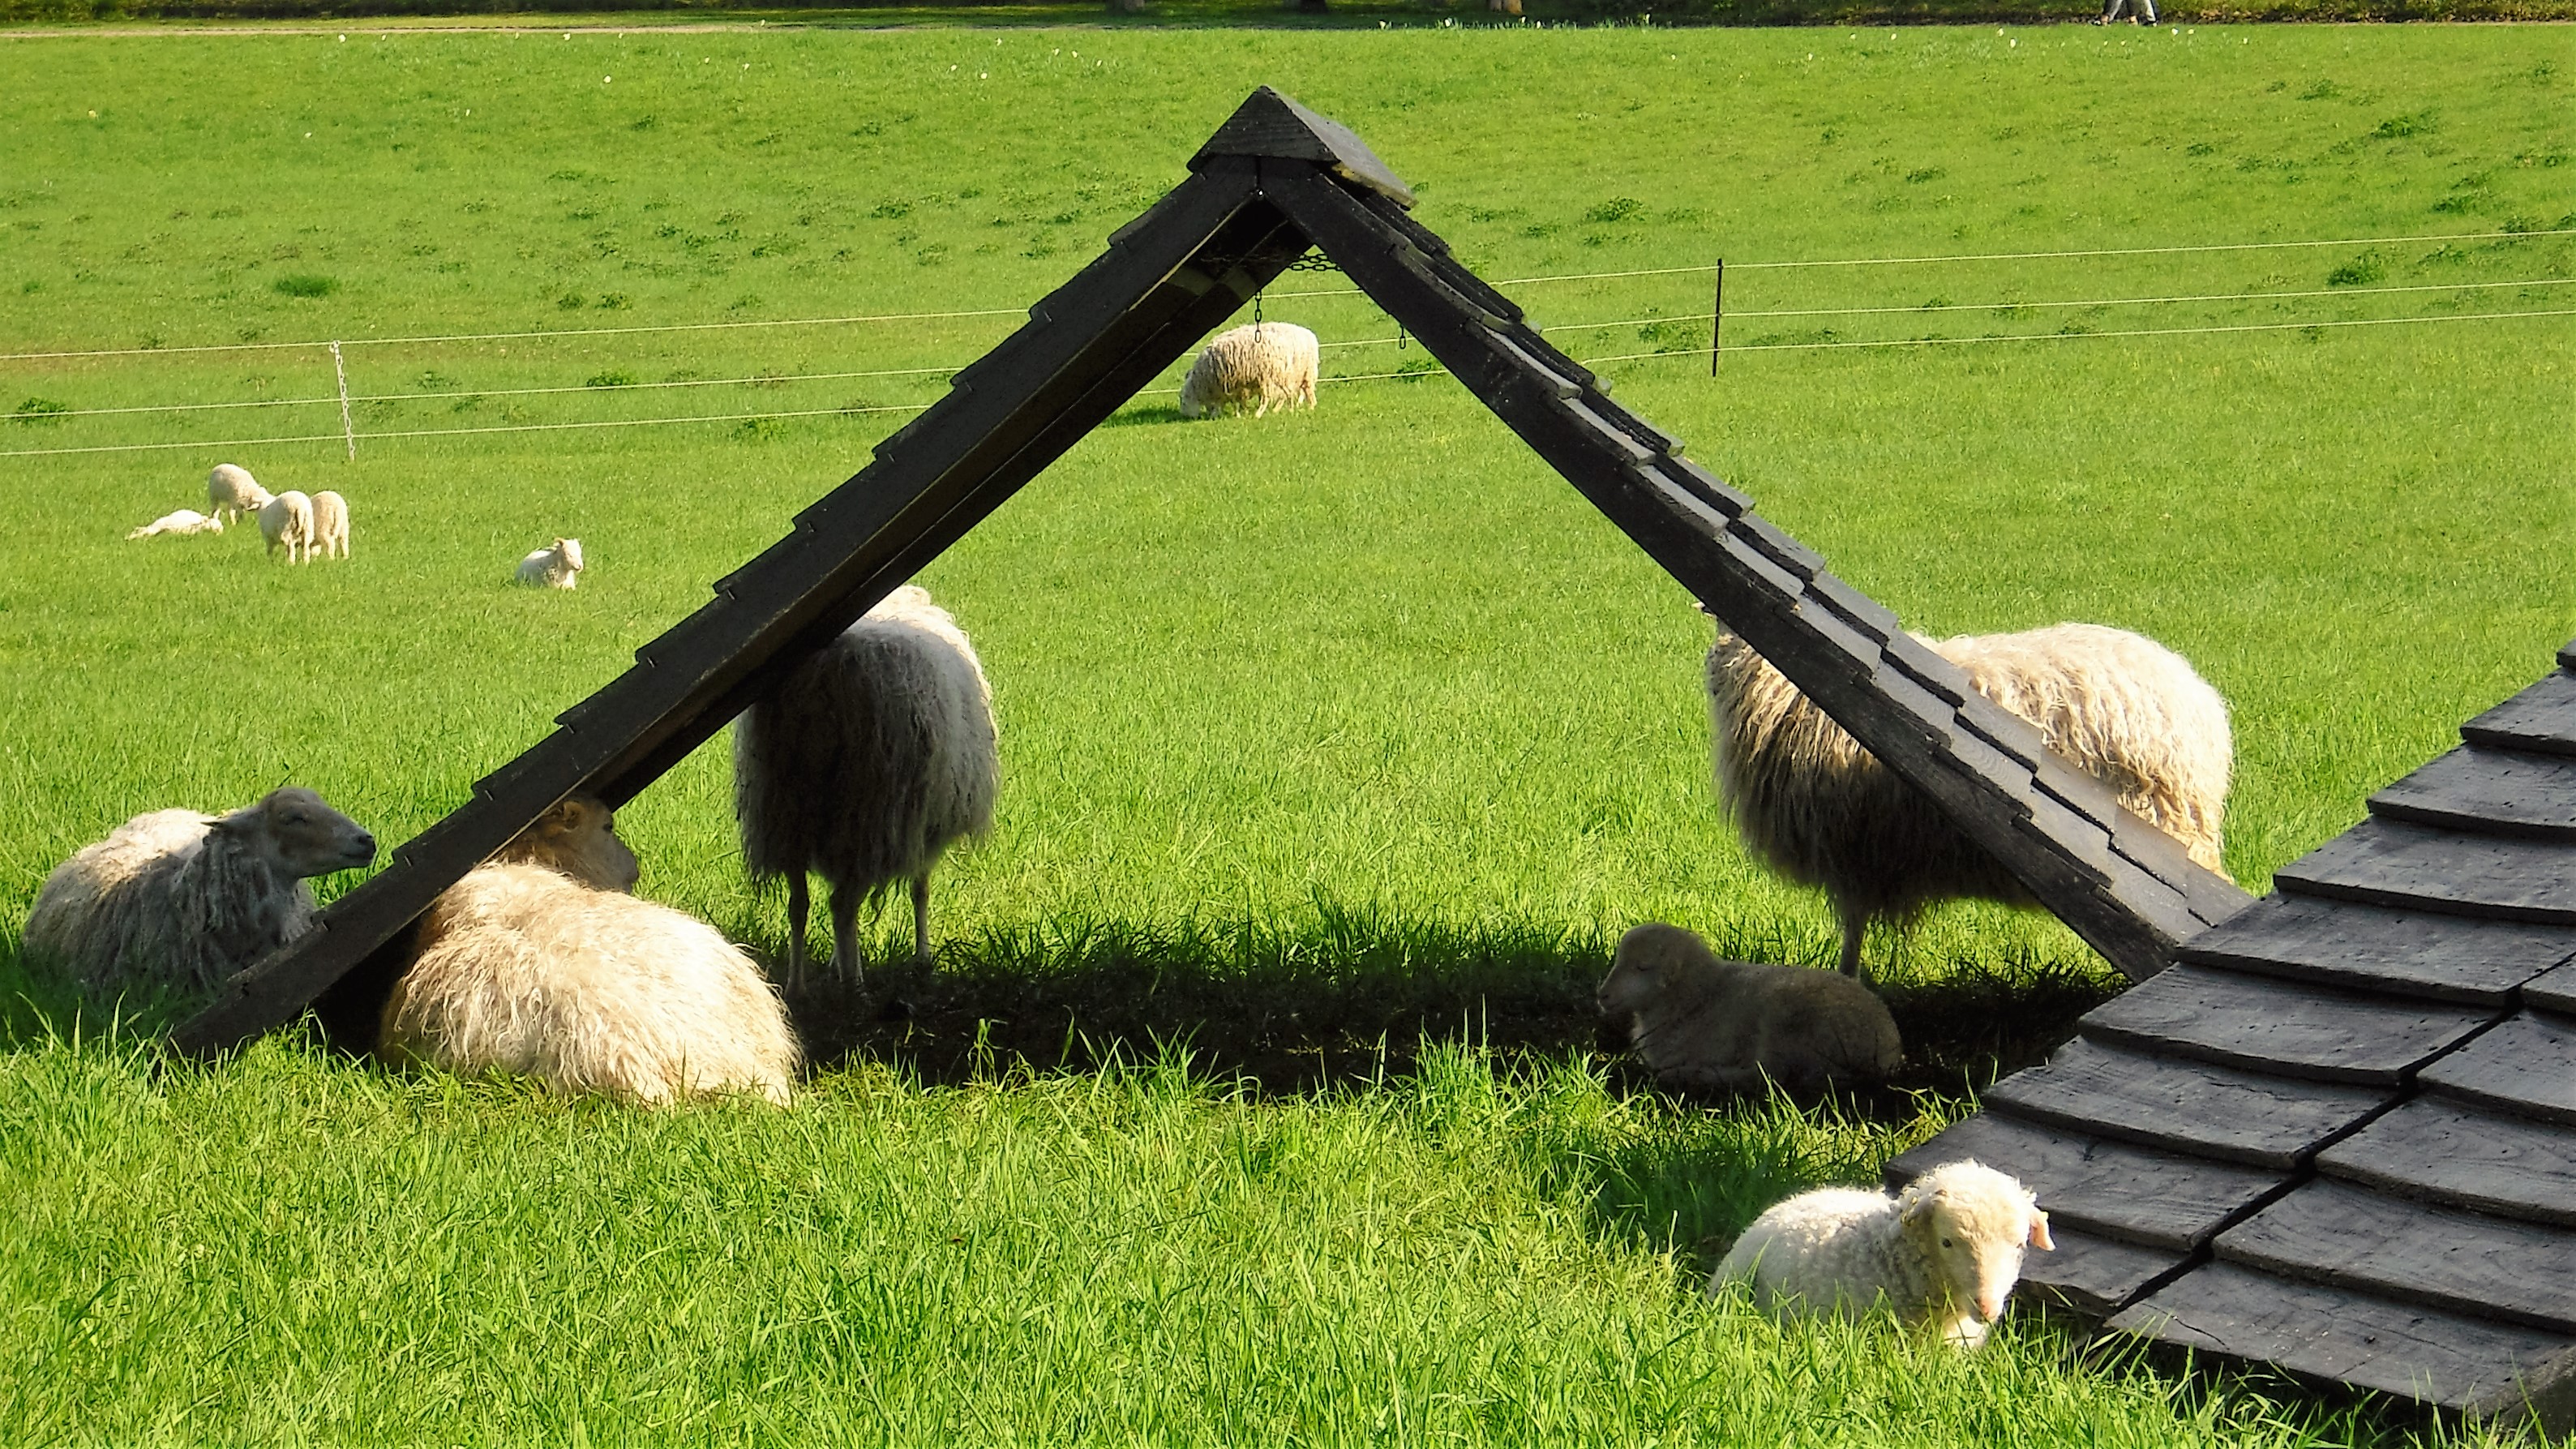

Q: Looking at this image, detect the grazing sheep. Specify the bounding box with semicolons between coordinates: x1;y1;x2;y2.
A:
1599;923;1902;1097
259;490;318;563
1706;622;2232;978
490;794;640;893
126;508;225;539
310;490;350;560
733;583;998;991
378;862;799;1105
1711;1160;2055;1350
515;538;584;589
1177;321;1319;420
206;463;272;525
21;787;378;1001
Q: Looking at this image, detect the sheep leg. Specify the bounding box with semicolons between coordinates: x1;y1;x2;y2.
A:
911;873;932;968
829;881;866;988
784;872;811;994
1837;903;1870;980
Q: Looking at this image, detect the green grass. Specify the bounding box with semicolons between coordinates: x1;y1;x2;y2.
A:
1;23;2571;1443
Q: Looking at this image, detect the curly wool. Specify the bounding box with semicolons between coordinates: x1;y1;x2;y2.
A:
1177;322;1318;420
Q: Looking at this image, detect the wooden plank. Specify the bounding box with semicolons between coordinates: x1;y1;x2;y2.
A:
1884;1112;2284;1251
2111;1261;2576;1430
2420;1011;2576;1126
2177;894;2573;1005
2372;745;2576;840
2461;669;2576;760
2218;1178;2576;1333
2523;960;2576;1016
2320;1097;2576;1228
1188;85;1416;207
2274;817;2576;925
2015;1224;2191;1318
2080;963;2496;1086
1982;1038;2387;1169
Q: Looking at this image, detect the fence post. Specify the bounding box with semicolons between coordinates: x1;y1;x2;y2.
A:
331;341;355;461
1710;258;1724;377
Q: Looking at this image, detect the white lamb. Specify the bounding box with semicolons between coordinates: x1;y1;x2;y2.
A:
259;490;318;563
310;490;350;559
1177;321;1319;419
21;787;378;1001
1712;1160;2055;1350
1598;923;1901;1097
206;463;272;525
379;793;798;1105
515;538;585;589
127;508;225;539
1707;621;2232;978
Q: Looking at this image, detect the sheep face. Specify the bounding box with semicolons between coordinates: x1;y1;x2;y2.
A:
1598;922;1704;1021
556;538;584;573
220;787;377;878
499;795;641;892
1898;1161;2054;1328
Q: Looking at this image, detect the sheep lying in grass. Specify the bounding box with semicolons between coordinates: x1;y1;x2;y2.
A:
1712;1160;2054;1350
515;538;584;589
1177;322;1319;419
733;584;997;991
127;508;225;539
260;490;318;563
207;463;272;525
379;797;798;1105
1706;622;2232;978
310;490;350;560
1598;923;1901;1097
21;787;378;1001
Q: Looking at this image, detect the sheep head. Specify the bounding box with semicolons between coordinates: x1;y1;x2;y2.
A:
555;538;584;572
216;787;378;878
1897;1160;2051;1330
1599;922;1714;1022
495;794;641;892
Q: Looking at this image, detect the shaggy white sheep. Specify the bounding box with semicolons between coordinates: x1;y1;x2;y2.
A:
21;787;378;1001
310;490;350;560
1177;321;1319;420
515;538;584;589
733;584;997;991
206;463;272;525
126;508;225;539
1706;622;2232;978
1598;923;1901;1097
1711;1160;2055;1349
379;862;799;1106
260;490;318;563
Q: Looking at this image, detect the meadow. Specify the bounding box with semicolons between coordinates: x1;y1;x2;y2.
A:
2;22;2572;1443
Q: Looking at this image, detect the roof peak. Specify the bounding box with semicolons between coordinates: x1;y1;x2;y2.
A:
1189;86;1416;209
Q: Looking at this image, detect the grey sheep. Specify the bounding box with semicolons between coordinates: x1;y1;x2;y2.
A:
732;584;998;991
1597;923;1902;1096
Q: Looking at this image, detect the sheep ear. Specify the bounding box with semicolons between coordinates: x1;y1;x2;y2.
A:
1897;1186;1935;1228
2028;1209;2055;1252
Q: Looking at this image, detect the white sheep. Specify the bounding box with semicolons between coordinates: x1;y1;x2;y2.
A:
1707;621;2232;978
310;490;350;559
259;490;318;563
733;583;997;991
206;463;272;525
21;787;378;1001
126;508;225;539
515;538;585;589
1177;321;1319;420
1711;1160;2055;1350
1598;922;1901;1097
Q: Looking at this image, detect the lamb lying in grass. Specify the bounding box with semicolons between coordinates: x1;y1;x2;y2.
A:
127;508;225;539
1711;1160;2054;1350
1598;923;1901;1097
515;538;584;589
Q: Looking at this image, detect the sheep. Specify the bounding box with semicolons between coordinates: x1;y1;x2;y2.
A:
259;490;317;563
126;508;225;539
1177;321;1319;420
489;793;640;893
1598;923;1901;1097
515;538;584;589
310;490;350;560
378;858;800;1107
21;787;378;1002
733;583;997;992
206;463;272;525
1706;621;2232;979
1710;1160;2055;1350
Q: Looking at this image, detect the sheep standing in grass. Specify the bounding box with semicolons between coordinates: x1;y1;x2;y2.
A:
1706;622;2231;978
378;797;798;1105
515;538;584;589
127;509;225;539
21;787;377;1001
733;584;997;991
310;490;350;560
207;463;272;525
260;490;318;563
1711;1160;2054;1350
1598;923;1901;1097
1177;322;1318;419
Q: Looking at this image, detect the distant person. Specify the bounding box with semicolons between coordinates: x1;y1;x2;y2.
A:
2095;0;2156;20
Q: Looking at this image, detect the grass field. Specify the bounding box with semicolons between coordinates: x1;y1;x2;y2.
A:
3;22;2573;1443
